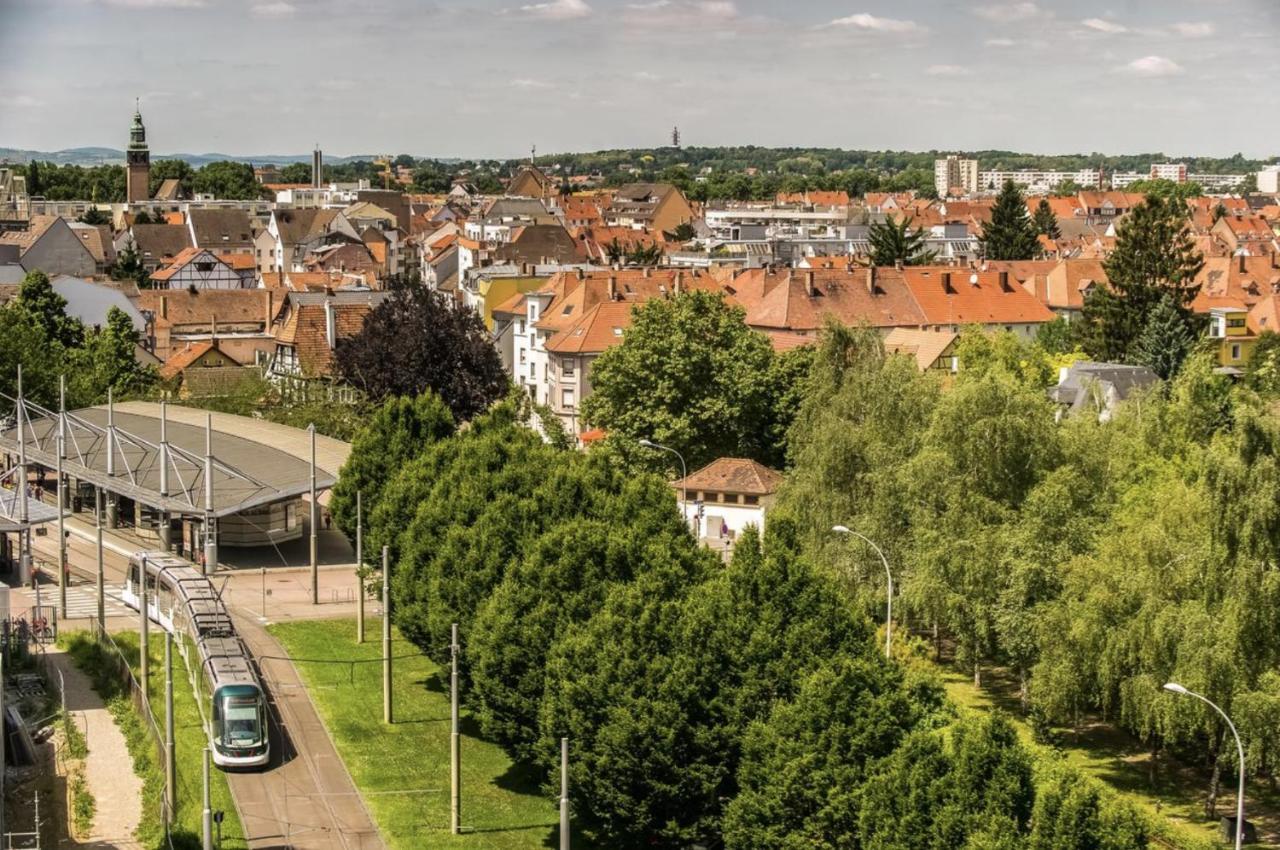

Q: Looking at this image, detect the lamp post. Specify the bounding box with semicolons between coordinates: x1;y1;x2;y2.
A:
1163;682;1245;850
638;439;689;532
832;525;893;659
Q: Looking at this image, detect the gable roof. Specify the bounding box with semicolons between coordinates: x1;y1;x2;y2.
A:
672;457;784;496
188;209;254;249
129;224;192;261
884;327;959;371
900;267;1057;326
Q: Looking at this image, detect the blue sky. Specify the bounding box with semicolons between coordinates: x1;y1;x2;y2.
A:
0;0;1276;159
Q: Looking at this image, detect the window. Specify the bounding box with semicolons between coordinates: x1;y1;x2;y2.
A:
562;388;576;409
1231;343;1242;361
1228;318;1246;329
562;358;575;377
528;362;535;379
195;261;215;272
743;495;759;505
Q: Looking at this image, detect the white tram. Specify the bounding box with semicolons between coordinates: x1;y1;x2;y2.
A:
121;552;270;768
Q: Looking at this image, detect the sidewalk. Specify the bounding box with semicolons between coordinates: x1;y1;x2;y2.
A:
47;648;144;850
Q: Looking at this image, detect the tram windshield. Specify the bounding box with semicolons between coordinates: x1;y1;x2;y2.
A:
214;686;265;749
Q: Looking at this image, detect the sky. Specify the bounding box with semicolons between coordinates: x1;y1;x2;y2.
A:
0;0;1277;160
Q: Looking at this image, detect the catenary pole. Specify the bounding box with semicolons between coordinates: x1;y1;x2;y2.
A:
203;414;215;576
57;375;66;619
309;423;318;605
139;554;149;715
451;622;461;835
165;632;176;824
202;747;213;850
356;490;364;644
382;545;392;724
95;488;104;631
560;737;570;850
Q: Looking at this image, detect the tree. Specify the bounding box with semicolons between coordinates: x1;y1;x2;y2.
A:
664;222;696;242
1131;294;1194;379
69;306;156;401
1029;764;1147;850
625;242;664;265
77;207;109;226
14;270;83;348
148;159;195;196
1032;199;1061;240
722;657;943;850
111;237;150;289
192;161;261;200
25;160;42;196
333;287;507;421
411;163;451;194
279;162;312;184
1246;331;1280;396
980;181;1041;261
327;391;455;542
867;214;936;266
1080;194;1203;362
581;290;789;469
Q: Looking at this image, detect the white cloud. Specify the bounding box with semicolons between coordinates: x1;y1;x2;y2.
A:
827;13;919;32
1124;55;1183;76
984;37;1015;47
251;1;296;16
974;2;1041;22
519;0;591;19
0;95;41;108
97;0;206;7
1082;17;1126;33
1171;21;1214;37
926;64;970;76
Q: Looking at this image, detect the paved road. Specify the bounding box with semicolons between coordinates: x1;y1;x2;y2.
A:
14;510;385;850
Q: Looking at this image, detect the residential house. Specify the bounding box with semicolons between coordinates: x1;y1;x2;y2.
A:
507;165;557;200
268;290;391;386
158;339;247;397
188;209;255;255
603;183;694;233
67;222;116;274
150;247;257;289
1049;361;1159;421
135;288;283;364
671;457;785;545
119;223;192;273
0;215;97;278
50;275;145;332
899;267;1057;339
1212;215;1279;256
1206;303;1256;371
884;327;960;372
258;208;358;273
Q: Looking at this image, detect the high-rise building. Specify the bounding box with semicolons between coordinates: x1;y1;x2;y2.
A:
126;104;151;203
1149;162;1188;183
312;146;323;189
934;155;979;197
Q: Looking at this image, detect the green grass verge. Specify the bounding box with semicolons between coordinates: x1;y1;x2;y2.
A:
69;766;96;836
268;618;560;850
941;665;1272;850
59;630;247;850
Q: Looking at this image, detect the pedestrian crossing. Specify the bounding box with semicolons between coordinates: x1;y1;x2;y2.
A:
44;584;132;620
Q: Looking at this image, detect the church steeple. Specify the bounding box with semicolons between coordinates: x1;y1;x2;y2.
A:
126;100;151;203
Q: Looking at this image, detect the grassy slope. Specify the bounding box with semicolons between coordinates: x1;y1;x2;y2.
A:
941;664;1279;850
61;630;247;850
268;618;559;850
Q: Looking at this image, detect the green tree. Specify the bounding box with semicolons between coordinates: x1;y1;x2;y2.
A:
1131;294;1194;379
582;290;791;469
981;181;1041;261
1032;198;1061;240
77;207;109;226
69;306;156;401
192;160;261;200
25;159;42;196
148;159;195;196
111;237;150;289
327;391;455;543
279;162;312;184
867;214;937;266
1245;331;1280;396
1079;195;1204;362
14;270;84;348
625;242;664;265
1029;764;1147;850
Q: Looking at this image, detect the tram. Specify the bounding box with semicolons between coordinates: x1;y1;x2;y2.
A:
121;552;270;768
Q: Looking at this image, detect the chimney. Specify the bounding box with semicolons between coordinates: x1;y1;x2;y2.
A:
608;275;617;300
158;294;168;319
674;271;683;295
941;271;952;293
866;266;876;295
1271;250;1278;270
805;270;815;297
999;271;1012;292
1239;254;1247;274
575;268;584;280
643;267;651;279
264;289;274;327
894;259;904;271
324;299;336;349
211;313;218;339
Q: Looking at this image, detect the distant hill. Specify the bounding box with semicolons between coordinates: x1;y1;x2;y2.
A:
0;147;394;167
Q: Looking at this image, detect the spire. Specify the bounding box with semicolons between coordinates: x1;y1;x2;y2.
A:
129;101;148;151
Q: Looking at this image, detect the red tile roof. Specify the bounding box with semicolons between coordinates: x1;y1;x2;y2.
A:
672;457;784;496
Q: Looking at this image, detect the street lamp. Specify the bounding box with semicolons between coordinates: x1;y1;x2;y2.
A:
832;525;893;659
638;439;690;533
1163;682;1245;850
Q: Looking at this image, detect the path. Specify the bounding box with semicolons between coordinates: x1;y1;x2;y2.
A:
46;648;144;850
225;613;385;850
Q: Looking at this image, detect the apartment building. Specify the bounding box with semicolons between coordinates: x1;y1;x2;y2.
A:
934;156;979;197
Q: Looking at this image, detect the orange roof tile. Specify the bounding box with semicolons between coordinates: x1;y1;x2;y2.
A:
672;457;784;496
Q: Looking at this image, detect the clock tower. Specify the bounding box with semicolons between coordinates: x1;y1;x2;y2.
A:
126;103;151;203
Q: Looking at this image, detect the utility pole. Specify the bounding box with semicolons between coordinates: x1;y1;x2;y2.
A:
139;555;149;715
309;423;318;605
164;632;176;825
57;375;66;620
202;747;213;850
203;414;215;577
450;622;461;836
106;388;116;529
158;400;170;552
381;545;391;724
1;651;6;841
355;490;364;643
95;488;105;632
16;365;30;589
560;737;569;850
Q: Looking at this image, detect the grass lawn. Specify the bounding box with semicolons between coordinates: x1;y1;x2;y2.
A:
60;629;247;850
941;664;1280;850
268;618;560;850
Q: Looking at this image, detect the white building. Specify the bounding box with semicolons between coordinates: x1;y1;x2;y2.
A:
978;169;1103;194
671;457;784;547
1259;166;1280;195
1190;173;1249;193
1149;162;1188;182
934;156;979;197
